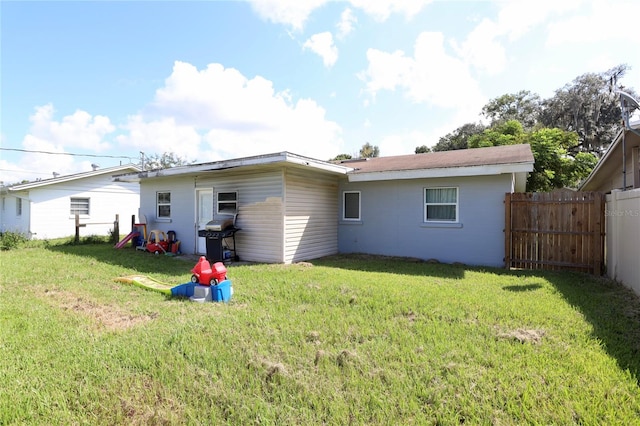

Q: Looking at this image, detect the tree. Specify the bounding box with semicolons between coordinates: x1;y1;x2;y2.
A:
539;65;630;154
481;90;541;130
330;153;352;161
359;142;379;158
432;122;485;152
415;145;431;154
468;120;526;148
143;152;192;170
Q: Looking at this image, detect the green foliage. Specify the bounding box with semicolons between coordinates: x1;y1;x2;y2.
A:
143;152;192;171
0;231;28;250
482;90;541;130
414;145;431;153
432;122;485;151
359;142;379;158
330;153;353;161
468;120;526;148
2;245;640;424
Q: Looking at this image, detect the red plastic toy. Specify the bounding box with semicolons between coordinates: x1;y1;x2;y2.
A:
146;230;169;255
191;256;227;286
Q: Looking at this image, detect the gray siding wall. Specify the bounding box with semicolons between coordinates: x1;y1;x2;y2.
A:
140;175;196;251
197;168;284;263
283;168;339;263
338;174;512;267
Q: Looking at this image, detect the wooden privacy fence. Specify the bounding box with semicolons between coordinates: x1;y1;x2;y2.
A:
504;191;605;275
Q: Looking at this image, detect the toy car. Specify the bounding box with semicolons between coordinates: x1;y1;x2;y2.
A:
191;256;227;286
146;230;169;254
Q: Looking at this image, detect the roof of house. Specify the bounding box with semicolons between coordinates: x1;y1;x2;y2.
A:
114;144;534;184
341;143;534;182
6;164;140;192
579;123;640;192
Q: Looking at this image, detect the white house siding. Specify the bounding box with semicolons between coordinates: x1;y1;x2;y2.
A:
0;194;31;235
16;176;139;239
338;174;513;267
283;167;339;264
605;189;640;296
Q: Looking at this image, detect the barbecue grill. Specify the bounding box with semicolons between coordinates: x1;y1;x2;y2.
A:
198;214;240;263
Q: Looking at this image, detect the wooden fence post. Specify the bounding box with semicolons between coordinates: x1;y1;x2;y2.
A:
113;214;120;244
75;214;80;243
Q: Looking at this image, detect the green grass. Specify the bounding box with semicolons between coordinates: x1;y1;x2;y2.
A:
1;242;640;424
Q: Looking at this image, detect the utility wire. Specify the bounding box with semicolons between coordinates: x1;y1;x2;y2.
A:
0;147;136;161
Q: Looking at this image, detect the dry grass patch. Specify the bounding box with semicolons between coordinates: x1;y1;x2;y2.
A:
42;289;157;331
496;327;546;344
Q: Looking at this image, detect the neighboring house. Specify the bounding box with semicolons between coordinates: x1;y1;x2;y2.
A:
115;144;534;266
580;124;640;296
1;164;140;239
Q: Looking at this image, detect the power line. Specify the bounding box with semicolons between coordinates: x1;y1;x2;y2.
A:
0;147;136;161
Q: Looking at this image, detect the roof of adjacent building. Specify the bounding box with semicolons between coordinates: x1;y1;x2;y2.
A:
6;164;140;192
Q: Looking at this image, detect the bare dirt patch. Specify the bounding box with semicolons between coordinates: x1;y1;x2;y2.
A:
42;289;157;331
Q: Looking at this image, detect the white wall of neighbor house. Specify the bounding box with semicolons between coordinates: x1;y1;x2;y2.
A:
605;189;640;296
338;174;514;267
0;194;31;235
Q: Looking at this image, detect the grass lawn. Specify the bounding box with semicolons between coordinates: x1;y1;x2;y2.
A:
1;241;640;424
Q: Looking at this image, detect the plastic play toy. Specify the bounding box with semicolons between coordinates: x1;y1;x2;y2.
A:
191;256;227;285
146;230;169;254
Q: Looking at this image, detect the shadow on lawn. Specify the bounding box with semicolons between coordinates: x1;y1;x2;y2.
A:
318;254;640;384
46;243;196;279
542;271;640;384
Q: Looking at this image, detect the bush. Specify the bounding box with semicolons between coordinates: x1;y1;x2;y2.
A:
0;231;28;250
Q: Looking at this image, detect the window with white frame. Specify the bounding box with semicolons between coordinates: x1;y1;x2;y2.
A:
16;198;22;217
217;191;237;214
70;197;90;215
343;191;361;221
424;187;458;222
157;192;171;218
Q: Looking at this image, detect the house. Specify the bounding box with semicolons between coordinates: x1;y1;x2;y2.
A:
116;144;534;266
1;164;140;239
580;124;640;295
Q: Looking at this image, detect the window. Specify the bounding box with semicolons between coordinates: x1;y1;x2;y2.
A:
217;192;237;214
157;192;171;218
70;197;90;215
16;198;22;216
424;187;457;222
343;191;361;221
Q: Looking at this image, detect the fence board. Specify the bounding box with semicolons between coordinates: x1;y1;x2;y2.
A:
505;191;605;275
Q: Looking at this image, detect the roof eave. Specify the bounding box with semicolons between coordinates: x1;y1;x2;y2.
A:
347;162;534;182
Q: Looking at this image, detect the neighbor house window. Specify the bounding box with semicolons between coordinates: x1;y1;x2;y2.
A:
217;192;237;214
70;197;90;215
16;198;22;216
157;192;171;218
424;187;458;222
343;191;361;221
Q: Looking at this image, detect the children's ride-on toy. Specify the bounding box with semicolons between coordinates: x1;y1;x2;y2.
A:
191;256;227;286
146;230;169;255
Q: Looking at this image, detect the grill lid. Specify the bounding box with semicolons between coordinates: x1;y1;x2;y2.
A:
204;214;236;231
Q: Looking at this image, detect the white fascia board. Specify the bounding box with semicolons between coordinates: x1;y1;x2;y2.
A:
120;152;352;181
347;162;534;182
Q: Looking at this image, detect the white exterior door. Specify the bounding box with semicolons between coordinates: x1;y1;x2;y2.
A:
196;189;214;254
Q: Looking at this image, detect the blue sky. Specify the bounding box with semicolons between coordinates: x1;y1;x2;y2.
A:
2;0;639;183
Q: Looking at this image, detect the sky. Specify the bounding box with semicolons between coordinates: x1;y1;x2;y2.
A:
1;0;639;184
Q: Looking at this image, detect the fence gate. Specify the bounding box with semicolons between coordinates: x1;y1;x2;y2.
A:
504;191;605;275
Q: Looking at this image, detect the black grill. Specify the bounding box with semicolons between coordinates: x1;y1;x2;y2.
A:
198;227;240;263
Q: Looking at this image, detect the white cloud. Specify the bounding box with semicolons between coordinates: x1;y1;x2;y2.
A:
303;32;338;68
360;32;485;115
136;61;343;161
28;104;114;151
348;0;431;21
248;0;328;31
450;18;506;75
336;8;357;39
546;0;640;46
116;116;202;162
